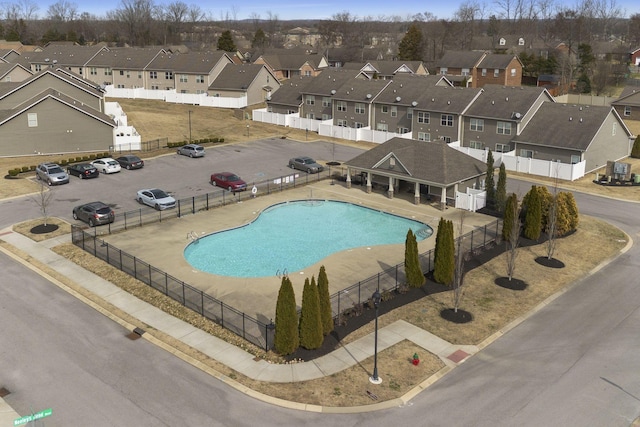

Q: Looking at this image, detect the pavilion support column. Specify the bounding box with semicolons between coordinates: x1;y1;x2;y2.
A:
346;168;352;189
414;182;420;205
366;172;372;194
387;176;394;199
440;187;447;210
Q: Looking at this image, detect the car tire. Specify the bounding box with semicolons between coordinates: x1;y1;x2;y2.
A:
47;179;53;186
211;180;217;186
228;186;233;192
289;164;294;169
88;218;95;227
126;165;131;170
154;204;160;210
189;153;194;158
137;197;143;204
72;212;78;220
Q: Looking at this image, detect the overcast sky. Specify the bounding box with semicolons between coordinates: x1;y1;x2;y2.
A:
41;0;640;22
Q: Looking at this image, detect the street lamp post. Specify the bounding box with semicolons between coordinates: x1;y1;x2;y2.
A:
369;289;382;384
188;110;192;143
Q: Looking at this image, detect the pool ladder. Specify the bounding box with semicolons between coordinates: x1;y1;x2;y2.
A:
276;268;288;278
187;231;199;242
416;228;433;239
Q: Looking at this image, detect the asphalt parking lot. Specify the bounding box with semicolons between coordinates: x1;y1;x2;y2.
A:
18;138;366;226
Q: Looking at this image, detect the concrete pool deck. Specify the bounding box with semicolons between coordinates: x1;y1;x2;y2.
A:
100;180;498;321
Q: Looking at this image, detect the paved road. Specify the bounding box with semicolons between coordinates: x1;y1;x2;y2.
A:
3;153;640;425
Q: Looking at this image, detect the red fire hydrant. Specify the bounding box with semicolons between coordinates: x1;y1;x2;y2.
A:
412;353;420;366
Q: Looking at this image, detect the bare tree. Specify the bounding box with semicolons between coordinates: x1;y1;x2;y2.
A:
505;195;521;281
110;0;156;46
33;182;54;227
454;1;481;50
545;164;560;260
47;0;78;21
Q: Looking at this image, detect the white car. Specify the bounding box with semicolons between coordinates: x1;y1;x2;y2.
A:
91;158;122;174
136;188;176;210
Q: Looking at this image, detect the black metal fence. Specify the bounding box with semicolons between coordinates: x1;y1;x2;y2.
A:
71;167;501;351
328;219;502;324
91;167;343;235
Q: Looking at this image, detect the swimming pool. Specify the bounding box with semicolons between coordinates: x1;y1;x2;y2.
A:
184;200;433;278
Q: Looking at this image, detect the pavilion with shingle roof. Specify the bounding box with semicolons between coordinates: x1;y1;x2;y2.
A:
345;137;486;208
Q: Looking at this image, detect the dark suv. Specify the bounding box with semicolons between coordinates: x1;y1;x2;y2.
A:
72;201;115;226
36;163;70;185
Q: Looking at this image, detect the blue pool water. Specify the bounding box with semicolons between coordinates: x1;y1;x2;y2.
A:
184;200;433;278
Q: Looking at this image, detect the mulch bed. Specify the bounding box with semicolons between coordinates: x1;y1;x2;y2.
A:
440;308;473;323
30;224;59;234
494;276;528;290
535;256;565;268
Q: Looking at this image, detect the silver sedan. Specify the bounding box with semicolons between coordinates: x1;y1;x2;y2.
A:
136;188;176;210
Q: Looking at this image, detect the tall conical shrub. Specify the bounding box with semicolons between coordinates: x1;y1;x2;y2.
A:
502;193;519;241
434;218;455;285
495;163;507;213
631;135;640;158
485;150;496;209
405;229;425;287
274;276;298;355
524;186;542;240
564;191;579;231
299;277;323;350
317;266;334;336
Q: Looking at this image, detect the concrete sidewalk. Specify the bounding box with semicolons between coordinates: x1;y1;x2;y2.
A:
0;227;480;420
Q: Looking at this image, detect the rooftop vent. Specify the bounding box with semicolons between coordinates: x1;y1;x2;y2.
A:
366;93;372;99
411;101;418;107
330;89;336;95
396;96;401;102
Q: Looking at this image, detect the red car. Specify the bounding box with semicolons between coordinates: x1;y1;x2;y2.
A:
210;172;247;192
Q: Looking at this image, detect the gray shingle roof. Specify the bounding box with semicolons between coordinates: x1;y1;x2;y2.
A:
26;45;108;67
513;103;618;151
267;76;314;107
208;63;270;91
413;85;483;114
87;47;166;70
346;137;486;186
477;53;519;68
464;85;551;120
301;68;361;96
332;78;390;102
259;53;323;71
435;51;486;68
613;86;640;106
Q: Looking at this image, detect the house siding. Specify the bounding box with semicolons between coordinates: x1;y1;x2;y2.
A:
583;113;631;172
0;98;113;156
0;75;102;111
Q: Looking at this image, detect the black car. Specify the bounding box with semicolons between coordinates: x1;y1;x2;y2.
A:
67;163;99;179
72;201;115;226
116;155;144;170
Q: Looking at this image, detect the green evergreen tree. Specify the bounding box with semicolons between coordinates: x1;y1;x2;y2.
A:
274;276;298;355
495;163;507;213
576;72;592;94
631;135;640;158
299;277;323;350
536;186;553;230
524;186;542;240
217;30;236;52
317;266;333;336
485;150;496;210
502;193;519;241
555;192;573;237
398;23;423;61
434;218;455;285
563;191;580;232
251;28;267;49
405;229;425;287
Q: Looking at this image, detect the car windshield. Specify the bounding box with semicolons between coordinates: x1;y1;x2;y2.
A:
150;189;169;198
49;167;64;174
303;158;315;164
95;207;111;214
195;147;203;151
227;175;240;181
108;161;119;166
81;165;93;170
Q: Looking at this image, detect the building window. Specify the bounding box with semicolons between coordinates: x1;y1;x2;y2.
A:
196;89;205;94
355;122;364;128
117;84;125;88
27;113;38;127
418;132;430;141
407;108;413;119
470;118;484;131
119;70;124;76
3;76;10;82
624;106;631;116
494;69;499;77
179;74;188;83
322;97;331;107
337;119;348;127
391;106;397;117
482;68;487;76
105;68;112;76
417;112;430;124
442;136;451;143
495;143;509;152
500;38;506;45
306;113;315;119
150;71;157;79
520;149;533;158
267;106;273;112
397;127;409;133
440;67;448;75
165;71;173;80
196;75;204;83
612;122;617;136
441;114;453;127
304;70;311;76
381;105;389;114
469;141;483;149
126;71;130;78
497;121;512;135
34;64;41;72
138;71;143;79
376;123;388;131
306;95;315;105
518;37;525;46
337;101;347;112
570;154;581;164
90;67;97;75
355;103;365;114
461;68;470;76
151;85;159;90
180;89;187;93
322;114;330;120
